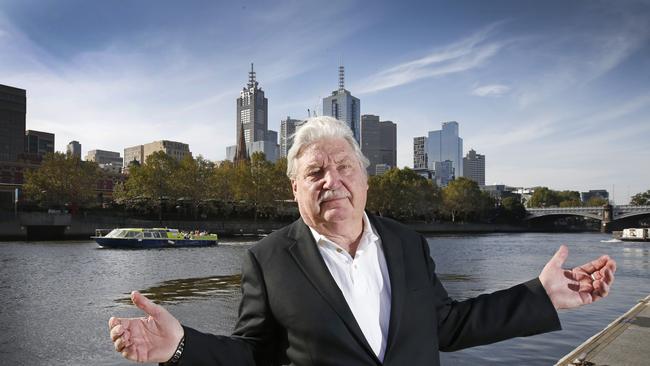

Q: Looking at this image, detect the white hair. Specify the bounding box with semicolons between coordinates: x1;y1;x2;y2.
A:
286;116;370;179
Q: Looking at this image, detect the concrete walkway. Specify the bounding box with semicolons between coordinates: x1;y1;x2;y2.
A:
556;295;650;366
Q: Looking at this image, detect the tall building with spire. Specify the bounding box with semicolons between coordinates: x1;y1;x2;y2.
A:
238;63;268;147
226;64;279;162
322;65;361;143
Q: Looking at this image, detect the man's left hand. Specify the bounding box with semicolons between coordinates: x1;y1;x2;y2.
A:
539;245;616;310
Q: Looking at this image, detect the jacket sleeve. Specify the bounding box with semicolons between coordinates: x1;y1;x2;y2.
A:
177;249;283;365
421;236;562;352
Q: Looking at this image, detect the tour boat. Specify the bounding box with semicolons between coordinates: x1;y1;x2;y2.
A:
617;228;650;242
92;228;219;248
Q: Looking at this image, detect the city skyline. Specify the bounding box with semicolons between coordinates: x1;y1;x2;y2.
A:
1;0;649;203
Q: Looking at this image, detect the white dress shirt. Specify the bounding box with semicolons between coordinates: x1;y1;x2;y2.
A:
308;213;392;361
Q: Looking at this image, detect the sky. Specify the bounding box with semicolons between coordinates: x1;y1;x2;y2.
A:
1;0;649;204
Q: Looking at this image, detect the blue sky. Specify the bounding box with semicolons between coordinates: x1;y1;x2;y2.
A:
2;0;649;203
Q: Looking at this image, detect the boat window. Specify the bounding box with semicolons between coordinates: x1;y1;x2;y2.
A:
144;232;153;238
125;231;139;238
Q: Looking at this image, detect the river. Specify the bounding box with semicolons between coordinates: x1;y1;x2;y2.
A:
1;232;648;365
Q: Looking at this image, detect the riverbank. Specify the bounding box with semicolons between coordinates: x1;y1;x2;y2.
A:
0;212;604;240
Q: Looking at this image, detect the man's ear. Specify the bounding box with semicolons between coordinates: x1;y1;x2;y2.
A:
291;179;298;200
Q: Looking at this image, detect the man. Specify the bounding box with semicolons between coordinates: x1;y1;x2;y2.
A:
109;117;616;365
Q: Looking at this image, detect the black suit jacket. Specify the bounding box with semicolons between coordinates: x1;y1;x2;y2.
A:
177;215;561;365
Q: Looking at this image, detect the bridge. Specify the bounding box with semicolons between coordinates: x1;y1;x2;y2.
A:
526;205;650;232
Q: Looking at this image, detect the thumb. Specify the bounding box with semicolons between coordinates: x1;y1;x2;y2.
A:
131;291;162;318
549;245;569;268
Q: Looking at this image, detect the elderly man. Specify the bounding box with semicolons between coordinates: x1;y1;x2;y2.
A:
109;117;616;365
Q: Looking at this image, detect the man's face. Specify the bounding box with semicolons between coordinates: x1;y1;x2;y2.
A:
292;138;368;228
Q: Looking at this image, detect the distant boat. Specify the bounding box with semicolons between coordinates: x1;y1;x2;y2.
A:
93;228;218;248
615;228;650;242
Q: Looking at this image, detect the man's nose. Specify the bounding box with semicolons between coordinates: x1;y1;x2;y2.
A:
322;167;342;190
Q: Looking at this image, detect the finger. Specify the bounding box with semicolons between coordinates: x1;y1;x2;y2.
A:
603;268;615;285
578;280;594;293
108;316;122;330
131;291;161;318
114;336;131;353
121;344;140;362
550;245;569;267
110;324;125;342
596;279;610;298
606;258;617;273
578;255;610;274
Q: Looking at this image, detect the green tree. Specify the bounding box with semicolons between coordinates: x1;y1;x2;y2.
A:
442;177;491;222
114;151;178;219
528;187;560;208
585;196;608;207
209;160;236;202
23;152;100;210
367;167;440;221
173;155;214;218
558;190;581;207
499;196;527;222
630;189;650;205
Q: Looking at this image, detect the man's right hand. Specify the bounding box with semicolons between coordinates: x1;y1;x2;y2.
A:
109;291;184;363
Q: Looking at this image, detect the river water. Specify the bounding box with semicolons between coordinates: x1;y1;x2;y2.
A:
0;232;648;365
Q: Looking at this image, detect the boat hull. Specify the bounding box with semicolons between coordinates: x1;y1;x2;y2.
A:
93;237;218;249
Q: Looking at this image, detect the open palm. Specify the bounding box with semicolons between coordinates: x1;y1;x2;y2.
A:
539;245;616;310
109;291;184;363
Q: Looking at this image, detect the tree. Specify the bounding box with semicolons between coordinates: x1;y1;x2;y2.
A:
630;189;650;205
499;196;527;222
23;152;100;210
173;155;214;218
209;160;236;202
528;187;561;208
442;177;491;222
367;168;440;221
585;196;608;207
114;151;178;220
557;190;581;207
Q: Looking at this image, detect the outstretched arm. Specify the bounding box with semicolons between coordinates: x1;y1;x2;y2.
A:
109;291;184;363
539;245;616;310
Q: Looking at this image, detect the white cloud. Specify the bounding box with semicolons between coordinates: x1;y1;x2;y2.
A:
471;84;510;97
353;23;507;94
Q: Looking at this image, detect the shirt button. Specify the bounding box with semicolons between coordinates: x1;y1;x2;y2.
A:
336;248;343;253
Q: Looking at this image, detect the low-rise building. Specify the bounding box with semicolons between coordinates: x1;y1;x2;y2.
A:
124;140;192;168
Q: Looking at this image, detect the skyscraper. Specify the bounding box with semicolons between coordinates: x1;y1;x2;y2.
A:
463;149;485;186
322;65;361;143
67;141;81;159
238;63;268;146
0;84;26;162
360;114;396;175
227;64;279;162
280;116;304;158
426;121;463;177
434;160;455;187
413;136;428;170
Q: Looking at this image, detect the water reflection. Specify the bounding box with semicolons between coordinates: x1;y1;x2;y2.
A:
438;273;474;282
116;274;242;305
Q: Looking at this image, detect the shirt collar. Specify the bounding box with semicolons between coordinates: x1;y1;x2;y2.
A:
308;212;379;249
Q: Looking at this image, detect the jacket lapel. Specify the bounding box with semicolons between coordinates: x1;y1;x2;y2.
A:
286;218;379;363
368;215;407;360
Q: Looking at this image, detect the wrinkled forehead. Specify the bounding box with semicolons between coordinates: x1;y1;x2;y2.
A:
297;138;356;168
